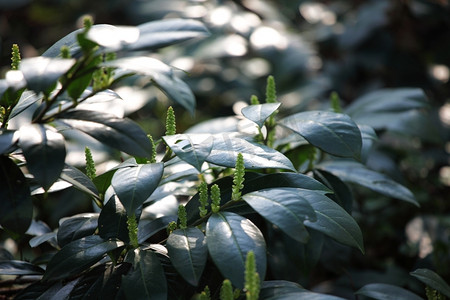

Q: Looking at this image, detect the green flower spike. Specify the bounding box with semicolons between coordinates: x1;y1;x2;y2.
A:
127;215;139;249
84;147;96;180
11;44;21;70
231;153;245;201
211;184;221;213
250;95;260;105
330;91;342;113
220;279;234;300
198;181;209;218
178;204;187;229
265;75;276;104
165;106;176;136
147;134;157;163
245;251;260;300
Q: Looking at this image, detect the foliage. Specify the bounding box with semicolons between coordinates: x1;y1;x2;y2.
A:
0;1;449;299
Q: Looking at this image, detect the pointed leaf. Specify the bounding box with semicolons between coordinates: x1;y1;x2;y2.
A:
60;164;100;199
43;235;124;282
87;25;140;51
166;228;207;286
163;134;213;172
355;283;423;300
19;57;75;93
138;215;177;243
111;163;164;215
318;161;418;206
9;91;41;120
0;130;18;154
122;248;167;300
19;124;66;190
57;215;98;248
241;103;281;128
207;133;296;171
59;109;152;158
0;155;33;234
303;192;364;253
206;212;266;289
279;111;362;159
186;172;331;224
98;196;129;243
243;188;317;243
0;260;44;276
103;57;195;114
410;268;450;298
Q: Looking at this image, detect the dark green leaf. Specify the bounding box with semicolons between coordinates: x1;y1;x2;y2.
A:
86;25;139;51
0;155;33;234
241;103;281;128
313;170;354;213
122;248;167;300
19;57;75;93
57;215;98;248
60;164;100;199
93;158;138;196
166;228;207;286
42;27;84;58
98;196;129;243
163;134;213;172
410;268;450;298
103;57;196;114
186;172;331;224
29;232;57;248
59;109;152;158
111;163;163;216
243;188;317;243
279;111;362;160
206;133;296;171
206;212;266;289
0;130;18;154
43;235;124;282
355;283;423;300
0;260;45;275
318;161;418;206
303;192;364;253
138;215;177;243
18;124;66;191
8;90;41;120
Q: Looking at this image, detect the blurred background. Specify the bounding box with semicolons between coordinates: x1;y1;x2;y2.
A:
1;0;449;296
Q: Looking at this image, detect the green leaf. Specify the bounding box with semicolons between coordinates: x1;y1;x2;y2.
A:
241;103;281;128
98;196;129;243
410;268;450;298
8;90;41;120
111;163;163;216
43;235;124;282
163;134;213;172
279;111;362;160
318;161;419;206
19;57;75;93
0;155;33;234
313;170;354;213
206;212;266;289
206;133;296;171
186;172;331;224
0;260;44;276
57;215;98;248
243;188;317;243
103;57;196;114
93;158;138;195
59;109;152;158
355;283;423;300
138;216;177;243
60;164;100;199
0;130;18;154
122;248;167;300
166;228;207;286
303;192;364;253
18;124;66;191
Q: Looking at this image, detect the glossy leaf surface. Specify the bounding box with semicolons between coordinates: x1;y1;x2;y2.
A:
410;268;450;298
303;192;364;253
43;235;124;281
0;260;44;276
57;215;98;248
166;228;207;286
280;111;362;160
241;103;281;128
59;109;152;158
243;188;317;243
98;196;129;243
19;124;66;191
122;248;167;300
60;164;99;199
355;283;422;300
206;212;266;289
318;161;418;206
111;163;163;216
